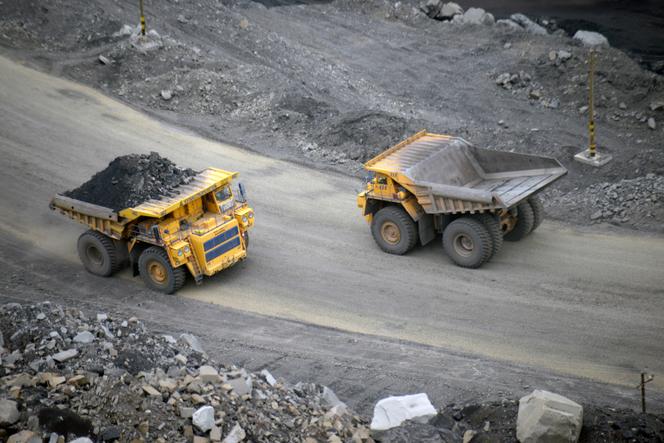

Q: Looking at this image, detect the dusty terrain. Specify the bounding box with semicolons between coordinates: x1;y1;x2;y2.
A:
0;54;663;416
0;0;662;231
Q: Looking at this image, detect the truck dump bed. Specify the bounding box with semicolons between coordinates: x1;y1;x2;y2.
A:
365;131;567;214
50;167;236;238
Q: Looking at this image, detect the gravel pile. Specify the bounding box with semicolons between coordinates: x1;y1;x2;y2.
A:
0;302;370;443
64;152;197;212
544;173;664;230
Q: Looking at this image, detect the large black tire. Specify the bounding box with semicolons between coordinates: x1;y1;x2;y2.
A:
77;230;122;277
242;231;249;249
138;247;187;294
477;213;503;260
504;202;535;241
528;196;545;231
442;217;493;268
371;206;418;255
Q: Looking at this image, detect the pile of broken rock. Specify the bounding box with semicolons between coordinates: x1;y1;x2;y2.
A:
0;302;369;442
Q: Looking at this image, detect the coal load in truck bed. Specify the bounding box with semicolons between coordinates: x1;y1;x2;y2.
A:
64;152;197;212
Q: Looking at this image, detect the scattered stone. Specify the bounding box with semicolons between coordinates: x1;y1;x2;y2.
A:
260;369;276;386
496;19;522;32
517;390;583;443
142;384;161;397
7;431;37;443
650;101;664;112
193;406;215;433
69;439;94;443
370;393;437;433
463;429;477;443
439;2;463;20
209;425;222;441
98;55;110;65
239;19;249;30
180;406;195;418
557;50;572;61
199;365;221;383
647;117;656;130
460;8;494;26
573;30;609;47
221;424;246;443
97;313;108;322
73;331;95;344
179;333;205;354
227;373;252;396
619;102;627;110
52;349;78;362
0;398;20;426
36;313;46;320
510;13;547;35
160;89;173;101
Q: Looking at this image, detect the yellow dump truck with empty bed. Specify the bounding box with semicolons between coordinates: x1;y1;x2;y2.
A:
357;131;567;268
50;167;254;293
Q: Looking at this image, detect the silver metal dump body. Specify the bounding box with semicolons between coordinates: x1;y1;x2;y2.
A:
365;131;567;214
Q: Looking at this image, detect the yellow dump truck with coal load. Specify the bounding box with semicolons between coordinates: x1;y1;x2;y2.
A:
357;131;567;268
50;167;254;293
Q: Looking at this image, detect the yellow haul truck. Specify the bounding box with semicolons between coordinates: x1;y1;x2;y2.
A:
50;167;254;294
357;131;567;268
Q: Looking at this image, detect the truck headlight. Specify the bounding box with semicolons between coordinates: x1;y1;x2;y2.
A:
178;250;183;256
242;216;248;224
248;212;254;219
184;246;190;253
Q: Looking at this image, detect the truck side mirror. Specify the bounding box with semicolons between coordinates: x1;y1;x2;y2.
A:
238;182;247;202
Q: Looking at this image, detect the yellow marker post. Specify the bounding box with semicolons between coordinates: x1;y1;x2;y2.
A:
588;50;596;157
574;49;612;167
139;0;146;36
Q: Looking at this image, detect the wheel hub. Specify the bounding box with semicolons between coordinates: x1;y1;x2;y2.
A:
86;245;103;266
148;261;167;284
453;233;474;257
381;221;401;245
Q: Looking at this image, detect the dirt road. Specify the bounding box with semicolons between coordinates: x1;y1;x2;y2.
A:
1;55;663;406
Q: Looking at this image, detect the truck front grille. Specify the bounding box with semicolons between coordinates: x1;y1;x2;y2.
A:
204;226;241;262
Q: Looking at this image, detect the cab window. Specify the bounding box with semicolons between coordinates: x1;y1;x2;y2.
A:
215;186;232;202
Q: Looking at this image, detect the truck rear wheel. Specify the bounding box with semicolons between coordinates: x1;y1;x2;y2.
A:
528;196;544;231
138;247;187;294
504;202;534;241
442;218;493;268
371;206;418;255
77;230;122;277
477;213;503;260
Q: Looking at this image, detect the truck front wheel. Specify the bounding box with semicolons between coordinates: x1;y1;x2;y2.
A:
371;206;418;255
138;247;187;294
77;230;122;277
442;218;493;268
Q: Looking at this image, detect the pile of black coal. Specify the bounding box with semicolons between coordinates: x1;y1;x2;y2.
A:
64;152;197;211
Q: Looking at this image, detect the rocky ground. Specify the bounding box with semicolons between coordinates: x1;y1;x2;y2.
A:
65;153;196;211
1;301;663;442
0;0;662;231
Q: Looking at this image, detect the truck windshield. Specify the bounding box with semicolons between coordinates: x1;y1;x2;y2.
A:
215;186;232;202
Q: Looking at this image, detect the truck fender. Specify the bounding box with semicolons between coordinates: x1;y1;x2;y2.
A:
401;196;425;222
418;214;436;246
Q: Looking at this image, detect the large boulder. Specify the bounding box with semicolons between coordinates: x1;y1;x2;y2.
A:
573;30;609;47
370;393;437;433
510;13;547;35
516;390;583;443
